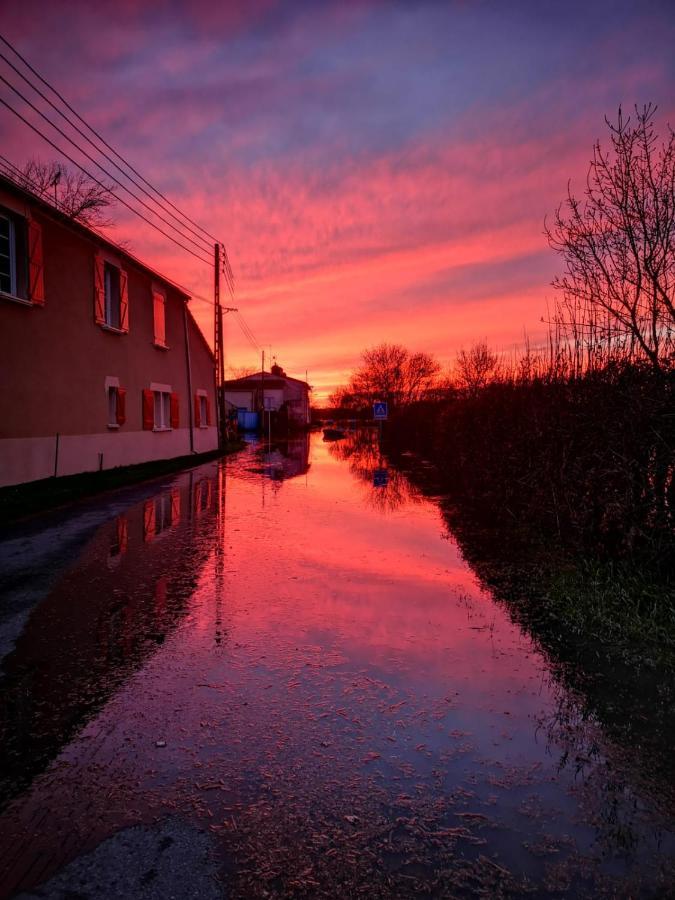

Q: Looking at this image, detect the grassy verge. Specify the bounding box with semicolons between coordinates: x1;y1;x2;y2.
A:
535;559;675;668
0;440;244;525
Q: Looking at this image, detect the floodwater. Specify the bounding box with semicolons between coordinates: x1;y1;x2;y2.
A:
0;432;673;898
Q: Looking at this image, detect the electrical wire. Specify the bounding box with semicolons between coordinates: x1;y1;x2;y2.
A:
0;32;223;247
234;310;262;353
0;33;236;291
0;50;216;257
0;154;238;318
0;95;214;266
0;72;222;261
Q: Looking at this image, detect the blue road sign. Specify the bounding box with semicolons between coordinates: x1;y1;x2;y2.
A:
373;401;388;420
373;468;389;488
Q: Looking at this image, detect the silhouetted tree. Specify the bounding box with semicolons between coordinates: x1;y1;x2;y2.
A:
454;340;500;396
331;343;440;410
546;104;675;371
18;159;114;227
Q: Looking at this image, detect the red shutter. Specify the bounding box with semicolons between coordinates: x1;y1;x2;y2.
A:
194;393;201;427
117;516;128;554
153;291;166;345
116;387;127;426
170;488;180;526
142;389;154;430
143;500;155;542
119;268;129;332
94;253;105;324
206;397;212;426
170;392;180;429
28;219;45;305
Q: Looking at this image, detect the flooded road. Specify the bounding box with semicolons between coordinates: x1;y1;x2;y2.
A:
0;432;673;898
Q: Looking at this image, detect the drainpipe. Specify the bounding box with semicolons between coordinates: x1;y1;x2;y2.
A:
183;300;195;453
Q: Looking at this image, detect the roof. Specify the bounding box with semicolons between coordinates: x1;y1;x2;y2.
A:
223;377;289;390
0;172;191;299
223;371;311;390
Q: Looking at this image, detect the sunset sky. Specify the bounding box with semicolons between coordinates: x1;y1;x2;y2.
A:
2;1;674;400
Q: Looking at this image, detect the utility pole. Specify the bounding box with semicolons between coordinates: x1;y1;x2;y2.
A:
213;243;237;450
214;243;223;448
261;349;265;433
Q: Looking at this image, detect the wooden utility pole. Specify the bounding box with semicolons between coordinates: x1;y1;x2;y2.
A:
213;244;238;448
213;243;225;448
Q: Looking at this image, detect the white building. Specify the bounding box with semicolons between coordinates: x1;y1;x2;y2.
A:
222;364;311;429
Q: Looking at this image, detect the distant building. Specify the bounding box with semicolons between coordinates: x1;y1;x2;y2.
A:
223;363;311;429
0;173;218;488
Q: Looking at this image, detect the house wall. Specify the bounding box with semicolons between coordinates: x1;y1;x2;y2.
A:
282;381;311;425
223;388;286;412
0;189;217;487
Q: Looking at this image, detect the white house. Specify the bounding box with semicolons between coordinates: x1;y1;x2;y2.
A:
223;364;311;429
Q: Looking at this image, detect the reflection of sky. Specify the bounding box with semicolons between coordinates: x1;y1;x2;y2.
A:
1;434;672;894
2;2;674;397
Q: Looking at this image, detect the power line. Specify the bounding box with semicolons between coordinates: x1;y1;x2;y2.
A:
0;72;222;262
234;310;262;353
1;154;238;318
0;50;216;257
0;94;214;266
0;32;223;248
0;33;236;293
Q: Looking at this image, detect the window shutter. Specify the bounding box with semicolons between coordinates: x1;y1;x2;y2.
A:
119;268;129;332
116;387;127;426
206;396;212;426
194;393;201;427
142;389;154;430
170;488;180;526
170;392;180;429
28;219;45;305
94;253;105;324
143;499;155;542
117;516;128;553
153;290;166;345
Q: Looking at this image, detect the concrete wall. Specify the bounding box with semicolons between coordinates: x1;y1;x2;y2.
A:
0;186;218;487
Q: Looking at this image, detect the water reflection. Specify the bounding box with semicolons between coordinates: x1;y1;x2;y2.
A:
240;433;311;484
0;470;221;810
0;436;673;898
327;428;421;513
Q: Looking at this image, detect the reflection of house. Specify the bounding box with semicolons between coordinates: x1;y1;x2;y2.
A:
0;469;217;821
223;363;311;428
243;435;311;482
0;173;218;488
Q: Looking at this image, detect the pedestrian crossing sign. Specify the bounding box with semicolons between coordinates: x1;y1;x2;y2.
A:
373;401;388;420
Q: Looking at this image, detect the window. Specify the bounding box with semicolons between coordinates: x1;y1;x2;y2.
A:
153;290;167;347
154;390;171;430
0;209;32;300
0;213;16;295
104;263;121;329
143;387;179;431
108;386;118;426
194;391;211;427
94;253;128;331
105;379;126;428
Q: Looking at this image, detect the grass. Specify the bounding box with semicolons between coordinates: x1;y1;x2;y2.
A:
530;558;675;669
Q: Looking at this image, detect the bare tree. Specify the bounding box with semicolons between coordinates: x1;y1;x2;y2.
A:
18;159;114;227
454;340;500;396
226;364;257;380
546;104;675;371
332;343;441;410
